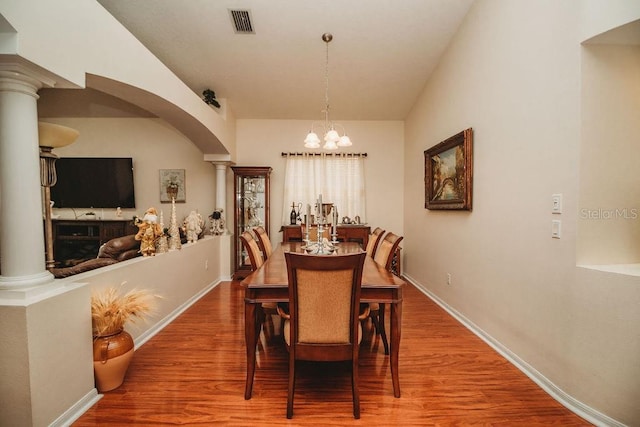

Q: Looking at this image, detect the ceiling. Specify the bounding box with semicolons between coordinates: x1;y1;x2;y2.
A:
95;0;474;121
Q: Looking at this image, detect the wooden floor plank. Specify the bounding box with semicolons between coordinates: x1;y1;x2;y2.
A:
73;281;591;426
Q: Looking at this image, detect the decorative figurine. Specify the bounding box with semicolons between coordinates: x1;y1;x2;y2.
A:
156;210;169;254
134;207;163;256
209;209;226;235
183;210;203;243
168;198;181;251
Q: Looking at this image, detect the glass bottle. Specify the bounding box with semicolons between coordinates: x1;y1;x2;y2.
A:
290;203;297;225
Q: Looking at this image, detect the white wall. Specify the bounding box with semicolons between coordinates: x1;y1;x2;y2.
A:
42;118;218;226
581;0;640;41
235;119;404;242
0;284;92;427
404;0;640;425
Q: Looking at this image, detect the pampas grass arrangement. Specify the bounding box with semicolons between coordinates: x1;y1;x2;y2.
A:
91;282;160;337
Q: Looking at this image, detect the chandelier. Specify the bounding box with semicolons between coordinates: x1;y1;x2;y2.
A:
304;33;352;150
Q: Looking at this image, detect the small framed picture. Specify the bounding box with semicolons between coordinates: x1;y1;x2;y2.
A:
160;169;186;203
424;128;473;210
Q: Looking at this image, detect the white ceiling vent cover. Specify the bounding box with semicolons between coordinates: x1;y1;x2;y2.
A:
229;9;255;34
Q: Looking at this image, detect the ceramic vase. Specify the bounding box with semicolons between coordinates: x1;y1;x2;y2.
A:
93;328;134;392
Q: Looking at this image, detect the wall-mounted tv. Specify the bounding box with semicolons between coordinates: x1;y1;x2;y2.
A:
50;157;136;208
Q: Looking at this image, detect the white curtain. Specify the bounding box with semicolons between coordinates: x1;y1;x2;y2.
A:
282;153;366;225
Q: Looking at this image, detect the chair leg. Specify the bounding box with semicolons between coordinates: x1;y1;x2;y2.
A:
274;315;283;340
257;305;266;336
265;312;275;339
287;356;295;418
352;357;361;419
378;303;389;355
370;309;382;335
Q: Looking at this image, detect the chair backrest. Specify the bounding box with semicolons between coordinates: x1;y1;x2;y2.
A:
253;226;273;259
373;232;403;272
284;251;366;362
365;227;385;258
301;224;330;242
239;231;264;270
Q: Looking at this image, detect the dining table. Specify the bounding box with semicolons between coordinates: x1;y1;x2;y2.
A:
241;241;405;400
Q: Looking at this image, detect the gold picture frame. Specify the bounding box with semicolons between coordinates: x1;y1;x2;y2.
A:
160;169;186;203
424;128;473;210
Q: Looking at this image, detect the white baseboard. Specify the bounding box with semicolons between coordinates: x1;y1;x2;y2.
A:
49;388;101;427
403;274;625;427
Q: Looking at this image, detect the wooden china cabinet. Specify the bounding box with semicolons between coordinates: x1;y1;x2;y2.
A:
232;166;271;279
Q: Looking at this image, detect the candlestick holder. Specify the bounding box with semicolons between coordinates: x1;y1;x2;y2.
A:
302;222;336;255
316;222;325;244
331;225;339;244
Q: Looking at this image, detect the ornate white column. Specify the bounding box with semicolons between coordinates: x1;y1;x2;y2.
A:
213;162;230;235
210;161;232;278
0;65;54;289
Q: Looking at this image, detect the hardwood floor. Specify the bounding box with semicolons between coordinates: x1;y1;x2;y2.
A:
74;281;591;426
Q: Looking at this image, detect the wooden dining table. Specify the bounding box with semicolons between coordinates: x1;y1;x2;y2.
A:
241;241;405;400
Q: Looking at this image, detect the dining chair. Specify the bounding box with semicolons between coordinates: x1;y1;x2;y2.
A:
370;232;403;355
363;227;386;343
239;231;263;270
253;226;273;259
277;251;368;419
239;231;278;339
365;227;385;258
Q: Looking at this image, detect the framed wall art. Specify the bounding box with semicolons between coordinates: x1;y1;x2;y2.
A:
424;128;473;210
160;169;186;203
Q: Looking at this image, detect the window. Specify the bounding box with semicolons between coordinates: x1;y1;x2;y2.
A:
282;153;366;224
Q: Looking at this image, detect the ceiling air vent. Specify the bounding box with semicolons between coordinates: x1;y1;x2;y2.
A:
229;9;255;34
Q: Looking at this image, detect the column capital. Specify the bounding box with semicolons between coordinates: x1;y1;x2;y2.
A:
203;153;233;165
0;62;55;98
212;161;233;171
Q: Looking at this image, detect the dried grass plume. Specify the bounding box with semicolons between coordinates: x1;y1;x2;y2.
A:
91;282;160;337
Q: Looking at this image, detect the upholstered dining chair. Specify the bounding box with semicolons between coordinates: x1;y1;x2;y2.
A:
370;232;404;355
253;226;273;259
363;227;386;343
365;227;385;258
239;231;263;270
277;251;368;419
239;231;278;339
373;232;403;272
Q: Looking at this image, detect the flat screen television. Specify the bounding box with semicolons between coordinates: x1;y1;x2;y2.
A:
51;157;136;208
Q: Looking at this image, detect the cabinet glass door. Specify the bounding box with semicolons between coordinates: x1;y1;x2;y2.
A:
232;166;271;278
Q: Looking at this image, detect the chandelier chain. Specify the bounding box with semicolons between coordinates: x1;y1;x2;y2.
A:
324;36;330;126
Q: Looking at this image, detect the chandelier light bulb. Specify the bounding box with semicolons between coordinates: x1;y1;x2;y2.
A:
304;132;321;148
323;139;339;150
324;129;340;143
338;135;352;147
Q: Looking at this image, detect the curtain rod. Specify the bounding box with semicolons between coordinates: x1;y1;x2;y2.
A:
281;152;367;157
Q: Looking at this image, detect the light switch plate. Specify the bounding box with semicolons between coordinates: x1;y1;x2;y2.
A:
552;193;562;214
552;219;561;239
